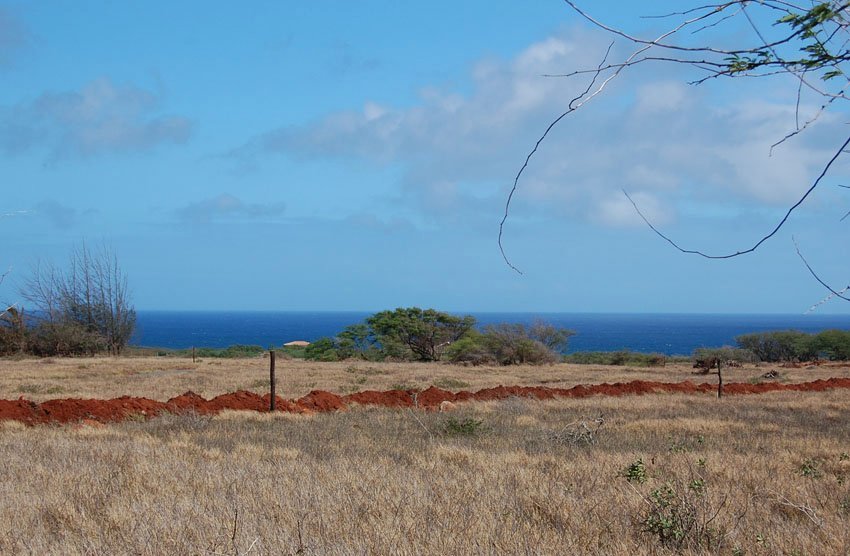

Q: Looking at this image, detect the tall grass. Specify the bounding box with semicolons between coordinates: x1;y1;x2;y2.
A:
1;391;848;554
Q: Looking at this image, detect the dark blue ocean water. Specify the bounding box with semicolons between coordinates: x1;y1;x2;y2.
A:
131;311;850;355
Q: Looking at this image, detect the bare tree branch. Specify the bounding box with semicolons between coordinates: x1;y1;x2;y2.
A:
0;267;13;320
499;42;616;274
793;237;850;302
624;134;850;259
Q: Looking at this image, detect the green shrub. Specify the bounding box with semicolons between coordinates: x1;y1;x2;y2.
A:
445;331;496;366
220;344;265;358
441;417;486;437
564;351;667;367
27;320;106;357
303;337;339;361
811;329;850;361
481;323;559;365
735;330;808;362
622;459;648;483
735;329;850;362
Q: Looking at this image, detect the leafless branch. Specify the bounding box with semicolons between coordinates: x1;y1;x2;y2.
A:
0;267;11;319
625;134;850;259
770;88;843;154
793;237;850;302
499;42;616;274
770;490;825;529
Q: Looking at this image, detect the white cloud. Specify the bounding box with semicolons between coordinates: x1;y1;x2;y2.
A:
235;28;846;228
0;78;193;158
593;191;670;228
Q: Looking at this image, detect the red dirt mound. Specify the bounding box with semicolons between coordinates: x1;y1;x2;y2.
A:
344;389;414;408
297;390;346;412
2;377;850;426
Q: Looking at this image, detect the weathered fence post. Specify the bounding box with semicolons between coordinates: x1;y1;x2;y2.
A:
717;360;723;399
269;349;276;411
192;346;196;363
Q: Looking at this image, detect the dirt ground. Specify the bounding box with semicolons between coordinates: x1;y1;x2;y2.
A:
0;357;850;402
1;355;848;402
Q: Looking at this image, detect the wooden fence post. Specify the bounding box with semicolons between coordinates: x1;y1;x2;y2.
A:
192;346;196;363
269;350;276;411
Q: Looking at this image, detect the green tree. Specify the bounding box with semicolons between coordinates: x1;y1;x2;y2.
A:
336;323;378;360
303;337;340;361
366;307;476;361
811;329;850;360
735;330;809;362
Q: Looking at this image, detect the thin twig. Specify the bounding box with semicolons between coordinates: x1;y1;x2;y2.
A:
408;407;434;441
625;134;850;259
499;41;616;274
794;236;850;302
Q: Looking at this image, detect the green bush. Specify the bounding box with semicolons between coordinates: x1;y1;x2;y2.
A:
303;337;340;361
441;417;486;437
810;329;850;361
734;330;808;362
735;329;850;362
446;323;572;366
27;321;106;357
564;351;667;367
481;323;560;365
445;331;496;366
220;344;264;358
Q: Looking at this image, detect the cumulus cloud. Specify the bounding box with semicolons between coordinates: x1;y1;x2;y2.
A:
233;28;844;227
177;193;286;223
0;78;193;158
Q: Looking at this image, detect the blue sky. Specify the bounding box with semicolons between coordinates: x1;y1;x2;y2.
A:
1;1;849;313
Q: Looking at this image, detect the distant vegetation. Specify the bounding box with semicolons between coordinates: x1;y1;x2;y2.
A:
290;307;575;366
564;351;673;367
0;245;136;357
734;329;850;362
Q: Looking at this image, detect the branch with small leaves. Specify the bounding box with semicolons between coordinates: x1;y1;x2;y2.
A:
501;1;850;301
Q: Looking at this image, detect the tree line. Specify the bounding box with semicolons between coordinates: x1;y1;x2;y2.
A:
296;307;575;366
0;245;136;356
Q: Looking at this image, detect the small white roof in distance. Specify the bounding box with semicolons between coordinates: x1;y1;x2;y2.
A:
283;340;311;347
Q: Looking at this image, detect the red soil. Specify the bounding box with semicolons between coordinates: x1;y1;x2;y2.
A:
2;377;849;426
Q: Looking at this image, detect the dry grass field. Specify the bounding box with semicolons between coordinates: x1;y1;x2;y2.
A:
1;355;848;402
0;356;849;554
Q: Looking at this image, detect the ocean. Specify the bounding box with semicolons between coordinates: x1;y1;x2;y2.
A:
130;311;850;355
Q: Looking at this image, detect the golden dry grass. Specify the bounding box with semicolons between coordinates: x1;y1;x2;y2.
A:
0;355;848;401
1;357;849;554
0;390;848;554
